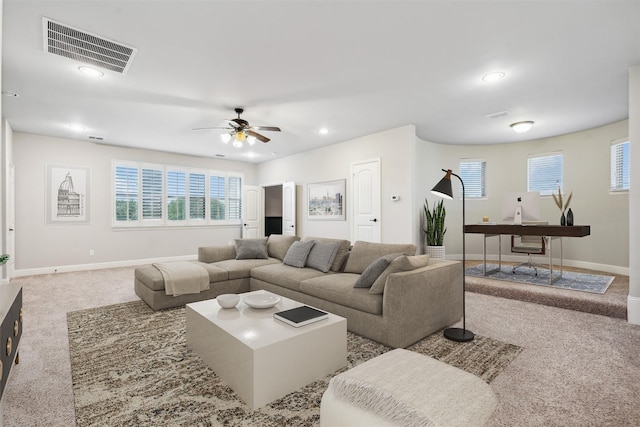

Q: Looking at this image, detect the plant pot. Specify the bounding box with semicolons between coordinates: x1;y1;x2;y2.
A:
425;245;446;259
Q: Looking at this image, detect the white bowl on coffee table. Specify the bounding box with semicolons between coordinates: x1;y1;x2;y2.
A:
217;294;240;309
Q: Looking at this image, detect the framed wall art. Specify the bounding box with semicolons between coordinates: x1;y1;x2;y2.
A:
308;179;345;221
46;164;90;224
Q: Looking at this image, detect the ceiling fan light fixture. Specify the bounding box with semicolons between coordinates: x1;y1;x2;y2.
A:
510;121;534;133
220;133;232;144
232;139;243;148
247;135;257;146
235;131;246;142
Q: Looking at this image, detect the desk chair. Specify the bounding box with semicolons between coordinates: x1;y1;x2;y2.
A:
511;235;547;276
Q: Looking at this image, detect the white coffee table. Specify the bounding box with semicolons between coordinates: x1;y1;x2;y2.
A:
186;290;347;409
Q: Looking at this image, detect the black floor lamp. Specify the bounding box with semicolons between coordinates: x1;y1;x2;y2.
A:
431;168;475;342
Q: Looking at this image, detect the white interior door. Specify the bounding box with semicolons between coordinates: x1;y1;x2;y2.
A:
352;159;381;242
282;181;296;236
242;185;262;238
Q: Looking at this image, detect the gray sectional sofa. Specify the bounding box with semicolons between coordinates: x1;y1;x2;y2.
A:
134;234;463;348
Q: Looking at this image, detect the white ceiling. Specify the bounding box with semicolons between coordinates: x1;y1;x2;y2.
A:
3;1;640;163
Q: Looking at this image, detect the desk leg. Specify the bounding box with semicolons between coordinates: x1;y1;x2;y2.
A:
547;236;562;285
482;234;501;276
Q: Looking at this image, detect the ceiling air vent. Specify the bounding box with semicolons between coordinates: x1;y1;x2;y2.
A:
485;111;510;120
43;17;137;74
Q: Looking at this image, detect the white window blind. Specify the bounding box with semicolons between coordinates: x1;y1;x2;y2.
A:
189;173;206;220
210;175;226;220
459;160;486;198
113;161;243;227
142;168;162;220
610;140;630;191
528;153;563;196
228;176;242;220
114;166;138;221
167;170;186;221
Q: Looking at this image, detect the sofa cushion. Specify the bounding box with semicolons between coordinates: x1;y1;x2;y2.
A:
303;236;351;272
344;241;417;274
213;258;280;280
251;263;327;292
135;261;229;291
198;245;237;263
283;240;316;267
267;234;301;261
353;253;402;288
306;241;341;273
300;274;383;315
234;238;269;260
369;254;431;295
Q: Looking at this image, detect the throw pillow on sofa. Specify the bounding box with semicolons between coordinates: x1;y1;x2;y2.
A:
353;253;403;288
306;241;341;273
234;238;269;260
303;236;351;272
283;240;316;268
343;241;417;274
369;254;431;295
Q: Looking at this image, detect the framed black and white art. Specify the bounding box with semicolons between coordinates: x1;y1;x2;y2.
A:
307;179;345;221
45;164;90;224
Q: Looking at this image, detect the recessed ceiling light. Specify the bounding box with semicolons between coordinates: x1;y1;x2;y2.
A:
510;121;534;133
482;72;505;82
78;66;104;77
319;128;329;135
68;124;87;131
1;90;19;97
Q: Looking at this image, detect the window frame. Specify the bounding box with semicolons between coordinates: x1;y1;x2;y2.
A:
112;160;243;228
458;159;487;199
527;152;563;196
610;138;630;193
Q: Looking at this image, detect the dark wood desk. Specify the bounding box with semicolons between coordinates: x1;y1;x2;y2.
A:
464;224;591;284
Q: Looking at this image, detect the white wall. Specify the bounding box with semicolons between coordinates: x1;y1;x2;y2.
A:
257;125;417;244
628;66;640;324
419;120;629;272
13;133;258;275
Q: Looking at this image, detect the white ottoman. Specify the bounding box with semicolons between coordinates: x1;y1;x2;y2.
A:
320;349;498;427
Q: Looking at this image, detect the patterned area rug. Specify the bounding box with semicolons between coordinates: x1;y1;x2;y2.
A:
68;301;521;426
466;264;614;294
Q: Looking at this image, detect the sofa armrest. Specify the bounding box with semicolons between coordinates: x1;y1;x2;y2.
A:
381;259;463;348
198;245;236;263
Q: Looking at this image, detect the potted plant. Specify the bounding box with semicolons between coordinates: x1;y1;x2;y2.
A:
423;198;446;259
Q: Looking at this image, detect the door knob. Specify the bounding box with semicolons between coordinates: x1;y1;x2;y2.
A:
369;218;378;222
243;223;247;226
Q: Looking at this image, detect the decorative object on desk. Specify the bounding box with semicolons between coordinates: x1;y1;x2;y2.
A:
423;198;446;259
431;169;474;342
551;185;572;226
566;208;574;226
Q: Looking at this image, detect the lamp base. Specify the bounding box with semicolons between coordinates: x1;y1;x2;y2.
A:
443;327;475;342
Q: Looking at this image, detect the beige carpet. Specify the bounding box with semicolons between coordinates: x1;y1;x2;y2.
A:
4;266;640;426
67;300;519;426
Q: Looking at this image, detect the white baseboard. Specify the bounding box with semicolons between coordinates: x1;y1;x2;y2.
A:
13;255;197;278
460;253;629;276
628;296;640;325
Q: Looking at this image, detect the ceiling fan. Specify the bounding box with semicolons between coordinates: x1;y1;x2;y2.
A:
194;108;281;147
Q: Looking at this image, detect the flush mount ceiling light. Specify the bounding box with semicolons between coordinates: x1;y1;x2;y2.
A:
319;128;329;135
510;121;534;133
68;124;86;131
78;66;104;77
482;72;505;82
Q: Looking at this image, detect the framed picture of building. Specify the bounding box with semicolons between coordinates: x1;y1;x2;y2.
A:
308;179;345;220
46;164;90;224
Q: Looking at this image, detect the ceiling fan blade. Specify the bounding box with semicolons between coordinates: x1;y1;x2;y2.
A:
226;119;241;128
192;126;233;131
248;130;270;143
252;126;281;132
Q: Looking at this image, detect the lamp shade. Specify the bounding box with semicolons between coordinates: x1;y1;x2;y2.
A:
431;170;454;200
220;133;232;144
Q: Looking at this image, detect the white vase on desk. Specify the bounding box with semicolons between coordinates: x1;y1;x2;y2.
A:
425;245;446;259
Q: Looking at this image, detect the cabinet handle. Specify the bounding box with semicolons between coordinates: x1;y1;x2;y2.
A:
20;308;23;322
369;218;378;222
6;337;11;356
13;320;19;336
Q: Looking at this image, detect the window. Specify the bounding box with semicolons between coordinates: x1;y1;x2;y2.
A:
142;168;162;220
459;160;486;198
114;166;138;221
610;140;630;191
113;161;242;227
528;152;563;196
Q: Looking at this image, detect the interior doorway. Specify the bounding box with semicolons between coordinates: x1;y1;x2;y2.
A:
264;184;283;235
